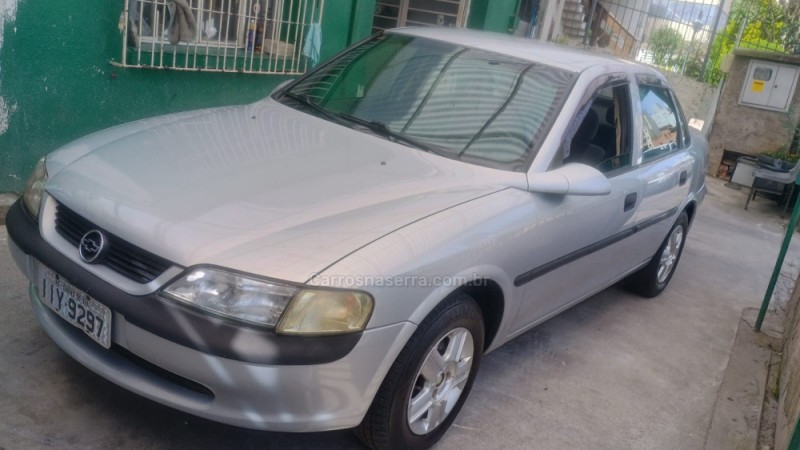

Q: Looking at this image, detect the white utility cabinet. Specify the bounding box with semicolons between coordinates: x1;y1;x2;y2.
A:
739;59;800;112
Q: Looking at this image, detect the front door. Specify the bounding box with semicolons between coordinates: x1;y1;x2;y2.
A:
509;77;645;336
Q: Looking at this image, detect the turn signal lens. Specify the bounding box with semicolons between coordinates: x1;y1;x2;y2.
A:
276;289;373;335
23;158;48;219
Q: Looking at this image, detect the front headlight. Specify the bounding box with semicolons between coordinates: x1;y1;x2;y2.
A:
23;157;48;219
163;268;298;326
162;268;373;334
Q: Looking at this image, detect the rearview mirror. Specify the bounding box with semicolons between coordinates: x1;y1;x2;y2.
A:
528;163;611;196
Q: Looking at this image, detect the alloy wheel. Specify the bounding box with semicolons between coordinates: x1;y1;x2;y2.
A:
407;327;475;435
657;224;684;284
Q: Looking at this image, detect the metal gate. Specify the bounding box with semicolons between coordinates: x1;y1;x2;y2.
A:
586;0;726;76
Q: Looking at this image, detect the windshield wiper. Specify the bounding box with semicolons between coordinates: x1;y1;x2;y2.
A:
336;112;442;155
281;92;344;124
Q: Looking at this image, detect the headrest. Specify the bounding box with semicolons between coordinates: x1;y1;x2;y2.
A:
575;109;599;141
606;106;615;125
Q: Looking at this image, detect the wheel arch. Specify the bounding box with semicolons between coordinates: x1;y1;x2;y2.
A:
683;200;697;226
458;279;505;351
406;269;513;353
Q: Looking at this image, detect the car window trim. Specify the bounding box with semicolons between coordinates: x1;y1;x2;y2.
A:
551;72;634;177
669;89;692;148
325;37;395;105
513;70;579;172
637;80;687;166
271;33;382;101
601;163;638;178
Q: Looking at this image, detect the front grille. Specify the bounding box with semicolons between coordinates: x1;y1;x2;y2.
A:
54;204;172;284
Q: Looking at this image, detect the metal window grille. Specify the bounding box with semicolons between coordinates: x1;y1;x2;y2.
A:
117;0;325;74
575;0;726;78
372;0;471;34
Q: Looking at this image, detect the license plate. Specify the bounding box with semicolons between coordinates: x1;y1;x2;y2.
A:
38;266;112;349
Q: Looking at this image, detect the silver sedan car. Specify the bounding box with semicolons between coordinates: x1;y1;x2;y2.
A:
7;27;707;449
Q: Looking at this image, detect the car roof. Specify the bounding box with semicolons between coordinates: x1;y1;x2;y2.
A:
389;27;661;77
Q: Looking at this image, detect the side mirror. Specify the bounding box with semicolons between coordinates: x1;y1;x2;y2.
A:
271;79;295;94
528;163;611;196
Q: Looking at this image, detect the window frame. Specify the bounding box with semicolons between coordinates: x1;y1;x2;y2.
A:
119;0;324;75
372;0;471;34
553;73;635;178
670;89;691;148
131;0;251;50
635;75;690;166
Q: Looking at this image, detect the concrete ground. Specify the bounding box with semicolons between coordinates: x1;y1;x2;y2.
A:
0;178;796;449
0;193;17;226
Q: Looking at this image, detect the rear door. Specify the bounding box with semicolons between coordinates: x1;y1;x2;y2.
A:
629;75;695;261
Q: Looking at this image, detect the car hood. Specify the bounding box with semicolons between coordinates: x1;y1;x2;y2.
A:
45;100;519;282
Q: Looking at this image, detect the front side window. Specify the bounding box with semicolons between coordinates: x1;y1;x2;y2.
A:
280;34;576;171
562;82;633;175
639;85;681;162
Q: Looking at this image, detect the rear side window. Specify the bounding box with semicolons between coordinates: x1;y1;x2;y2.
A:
639;85;681;162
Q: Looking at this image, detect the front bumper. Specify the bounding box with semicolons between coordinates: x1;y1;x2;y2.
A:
7;201;416;431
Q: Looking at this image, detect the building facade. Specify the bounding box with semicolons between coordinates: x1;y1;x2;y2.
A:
0;0;521;192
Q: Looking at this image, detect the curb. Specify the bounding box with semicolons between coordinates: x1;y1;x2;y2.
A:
703;308;779;450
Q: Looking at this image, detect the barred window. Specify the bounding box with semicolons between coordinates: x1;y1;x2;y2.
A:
118;0;325;74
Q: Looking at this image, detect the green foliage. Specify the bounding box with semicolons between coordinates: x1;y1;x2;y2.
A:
763;149;800;163
683;57;706;79
705;0;797;85
791;117;800;155
783;0;800;54
649;28;684;66
681;40;708;79
705;4;743;84
739;38;785;52
763;116;800;163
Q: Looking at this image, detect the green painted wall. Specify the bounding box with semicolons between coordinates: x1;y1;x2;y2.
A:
348;0;378;46
0;0;369;192
468;0;521;33
0;0;515;192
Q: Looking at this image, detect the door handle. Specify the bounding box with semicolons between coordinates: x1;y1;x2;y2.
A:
624;193;637;212
679;171;688;186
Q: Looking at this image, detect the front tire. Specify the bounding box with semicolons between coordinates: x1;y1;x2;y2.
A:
355;293;485;450
625;211;689;298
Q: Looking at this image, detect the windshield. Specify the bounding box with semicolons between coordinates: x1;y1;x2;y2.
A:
277;33;576;171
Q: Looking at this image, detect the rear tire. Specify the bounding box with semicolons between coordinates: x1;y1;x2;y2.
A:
625;211;689;298
355;292;484;450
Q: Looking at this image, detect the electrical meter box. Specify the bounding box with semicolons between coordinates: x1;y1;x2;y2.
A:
739;59;800;112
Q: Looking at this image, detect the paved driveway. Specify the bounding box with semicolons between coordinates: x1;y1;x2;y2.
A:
0;178;792;449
